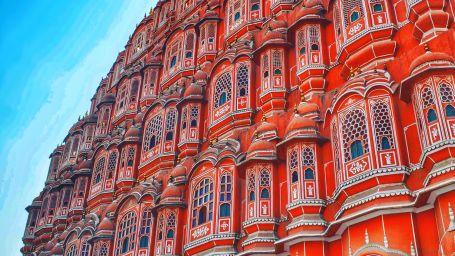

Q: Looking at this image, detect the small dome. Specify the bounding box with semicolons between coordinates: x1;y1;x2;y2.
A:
125;125;141;139
247;139;275;154
264;30;285;42
285;115;318;135
98;217;115;231
296;102;319;116
161;184;182;200
256;121;277;135
184;82;203;97
409;51;455;75
194;69;208;82
50;244;64;255
268;19;287;30
171;165;187;177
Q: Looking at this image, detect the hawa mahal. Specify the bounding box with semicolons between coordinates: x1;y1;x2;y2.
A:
21;0;455;255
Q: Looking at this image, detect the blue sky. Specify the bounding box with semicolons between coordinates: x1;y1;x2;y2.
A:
0;0;154;254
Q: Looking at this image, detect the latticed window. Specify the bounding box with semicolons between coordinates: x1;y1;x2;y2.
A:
302;147;314;166
66;245;77;256
219;173;232;217
342;0;364;25
127;147;135;167
106;151;118;180
165;110;177;141
334;3;342;37
80;242;90;256
259;169;271;199
191;178;214;227
419;86;438;123
93;157;106;185
297;29;307;57
185;32;195;59
331;121;341;172
190;106;199;127
272;50;282;75
143;115;163;151
228;0;245;31
130;80;139;103
166;212;176;238
297;25;321;69
214;72;232;108
371;100;395;150
342;108;369;161
438;83;455;117
262;54;269;79
115;211;138;255
309;26;320;51
236;64;249;97
78;178;86;196
96;244;108;256
139;208;153;248
166;40;182;71
182;108;188;130
208;23;216;45
247;171;256;201
289;149;299;183
156;214;165;241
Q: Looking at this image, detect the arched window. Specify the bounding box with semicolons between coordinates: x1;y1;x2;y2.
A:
106;151;118;180
97;244;108;256
350;140;364;159
144;115;163;151
214;72;232;108
272;50;282;76
247;172;256;202
185;32;195;60
156;214;165;241
304;168;315;180
302;147;315;166
373;3;383;12
371;99;395;151
343;0;364;25
219;173;232;217
236;64;249;97
115;211;137;255
260;188;269;199
234;12;241;21
251;3;259;10
80;242;90;256
93;157;106;185
446;105;455;117
66;245;77;256
170;56;177;68
165;109;177;141
130;81;139;103
427;109;437;122
191;178;214;227
262;54;269;79
292;171;299;183
220;203;230;217
342;108;369;161
182;109;188;129
166;212;176;239
127;147;135;167
139;208;152;248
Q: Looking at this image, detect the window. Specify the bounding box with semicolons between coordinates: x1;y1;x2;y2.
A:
373;3;382;12
219;173;232;217
292;171;299;183
139;208;152;248
191;178;214;227
446;105;455;117
248;172;256;201
350;11;359;22
249;191;255;201
272;50;282;75
297;25;321;70
342;108;369;161
182;109;188;129
127;147;135;167
115;211;137;255
185;32;194;60
170;56;177;68
93;157;106;185
259;169;271;199
41;198;48;218
234;12;241;21
166;212;176;238
190;106;199;127
214;72;232;108
427;109;437;122
350;140;364;159
371;99;395;151
262;54;269;79
106;151;118;180
343;0;364;25
251;3;259;10
165;110;177;141
66;245;77;256
130;81;139;103
96;244;108;256
304;169;314;180
81;242;90;256
236;64;249;97
143;115;163;151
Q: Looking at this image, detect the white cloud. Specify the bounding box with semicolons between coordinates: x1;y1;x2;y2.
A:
0;1;153;253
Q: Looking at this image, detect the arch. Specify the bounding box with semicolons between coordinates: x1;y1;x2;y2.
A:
292;171;299;183
446;105;455;117
304;168;315;180
427;109;438;122
260;188;270;198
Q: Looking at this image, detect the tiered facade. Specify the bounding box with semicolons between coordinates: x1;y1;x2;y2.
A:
21;0;455;255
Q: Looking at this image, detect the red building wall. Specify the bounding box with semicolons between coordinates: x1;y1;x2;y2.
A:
21;0;455;255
